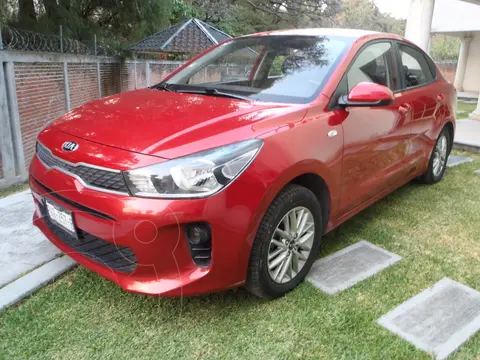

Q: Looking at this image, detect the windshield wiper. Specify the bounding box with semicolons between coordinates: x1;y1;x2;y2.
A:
151;83;175;92
178;88;252;101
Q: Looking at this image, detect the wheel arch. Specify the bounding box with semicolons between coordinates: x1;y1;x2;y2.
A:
444;121;455;154
288;173;331;235
237;161;337;285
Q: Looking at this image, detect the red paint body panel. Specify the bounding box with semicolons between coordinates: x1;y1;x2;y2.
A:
29;29;456;296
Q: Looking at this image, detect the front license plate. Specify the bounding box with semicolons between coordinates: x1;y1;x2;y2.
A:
45;198;77;239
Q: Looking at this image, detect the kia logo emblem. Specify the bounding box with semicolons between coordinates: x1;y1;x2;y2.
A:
62;141;79;152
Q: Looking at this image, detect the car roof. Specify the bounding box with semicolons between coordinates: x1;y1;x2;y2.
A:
238;28;404;41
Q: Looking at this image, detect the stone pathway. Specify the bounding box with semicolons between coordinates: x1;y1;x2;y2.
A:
306;241;401;294
0;189;76;310
307;242;480;359
447;155;473;168
378;278;480;360
0;256;75;310
453;119;480;153
0;190;62;288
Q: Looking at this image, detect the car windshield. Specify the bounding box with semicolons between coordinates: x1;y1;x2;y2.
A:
162;35;354;104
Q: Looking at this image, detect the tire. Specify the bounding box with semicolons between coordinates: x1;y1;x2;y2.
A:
245;184;323;299
417;127;451;184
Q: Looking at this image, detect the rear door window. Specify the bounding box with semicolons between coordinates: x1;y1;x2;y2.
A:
398;44;433;89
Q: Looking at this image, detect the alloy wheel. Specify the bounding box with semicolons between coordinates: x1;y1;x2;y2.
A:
433;134;448;177
267;206;315;284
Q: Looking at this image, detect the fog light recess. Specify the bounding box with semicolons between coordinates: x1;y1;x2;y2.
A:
185;223;212;267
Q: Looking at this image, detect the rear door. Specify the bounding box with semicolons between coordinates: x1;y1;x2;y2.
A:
336;41;413;216
393;42;439;161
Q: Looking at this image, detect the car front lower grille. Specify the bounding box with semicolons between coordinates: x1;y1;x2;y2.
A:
39;201;137;273
36;142;130;194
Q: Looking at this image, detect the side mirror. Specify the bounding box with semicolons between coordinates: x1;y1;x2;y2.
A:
338;82;395;107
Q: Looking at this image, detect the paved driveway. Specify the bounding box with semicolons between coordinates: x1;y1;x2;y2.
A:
0;190;60;287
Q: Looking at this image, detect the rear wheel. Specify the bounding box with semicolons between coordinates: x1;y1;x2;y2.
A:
245;184;323;299
417;127;451;184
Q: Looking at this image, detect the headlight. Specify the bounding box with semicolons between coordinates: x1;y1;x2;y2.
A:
124;139;263;198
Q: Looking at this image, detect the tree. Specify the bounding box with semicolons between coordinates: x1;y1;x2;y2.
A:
18;0;36;27
333;0;405;35
241;0;341;27
4;0;175;47
430;35;461;61
190;0;342;37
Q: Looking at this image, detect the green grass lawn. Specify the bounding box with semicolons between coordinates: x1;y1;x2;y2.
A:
457;101;477;119
1;154;480;360
0;182;29;199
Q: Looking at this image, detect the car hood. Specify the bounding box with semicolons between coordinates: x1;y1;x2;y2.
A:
51;89;304;159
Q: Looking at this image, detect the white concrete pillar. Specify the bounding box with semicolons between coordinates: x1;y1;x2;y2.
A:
96;61;102;98
454;36;472;92
470;97;480;121
146;61;151;87
405;0;436;52
63;60;71;112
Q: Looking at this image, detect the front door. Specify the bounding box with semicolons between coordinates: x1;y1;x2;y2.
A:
337;41;412;216
394;42;438;163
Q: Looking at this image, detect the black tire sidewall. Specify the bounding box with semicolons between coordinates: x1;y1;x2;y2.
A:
251;185;323;298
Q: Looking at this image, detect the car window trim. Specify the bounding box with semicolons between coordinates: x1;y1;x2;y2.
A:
328;38;398;110
393;40;437;93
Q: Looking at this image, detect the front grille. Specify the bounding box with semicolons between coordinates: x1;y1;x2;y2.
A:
33;178;116;222
40;202;137;273
36;142;130;194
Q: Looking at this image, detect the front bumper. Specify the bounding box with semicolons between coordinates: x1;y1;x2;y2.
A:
29;151;266;296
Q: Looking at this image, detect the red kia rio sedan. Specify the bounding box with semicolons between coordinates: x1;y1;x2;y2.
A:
29;29;456;299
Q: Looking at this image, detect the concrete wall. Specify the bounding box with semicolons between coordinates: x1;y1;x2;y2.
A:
463;35;480;92
432;0;480;33
0;50;183;188
436;61;458;83
0;52;249;188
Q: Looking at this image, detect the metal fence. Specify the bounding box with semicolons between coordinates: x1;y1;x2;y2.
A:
0;24;117;56
0;47;184;188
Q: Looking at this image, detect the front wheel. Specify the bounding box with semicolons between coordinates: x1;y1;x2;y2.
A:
417;127;451;184
245;184;323;299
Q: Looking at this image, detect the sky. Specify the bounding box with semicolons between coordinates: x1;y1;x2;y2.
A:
374;0;411;19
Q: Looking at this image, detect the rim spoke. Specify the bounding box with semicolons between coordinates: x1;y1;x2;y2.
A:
277;254;291;282
274;228;292;241
283;215;290;234
269;251;287;270
287;255;293;280
293;249;308;261
292;251;300;272
296;210;308;236
289;209;297;233
268;247;284;261
302;222;314;234
271;239;287;250
273;259;283;280
296;231;314;247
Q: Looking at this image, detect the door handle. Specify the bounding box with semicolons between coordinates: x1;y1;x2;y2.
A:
398;103;411;115
437;93;445;104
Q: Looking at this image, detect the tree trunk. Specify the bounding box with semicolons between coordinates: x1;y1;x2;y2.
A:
43;0;58;18
18;0;36;26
